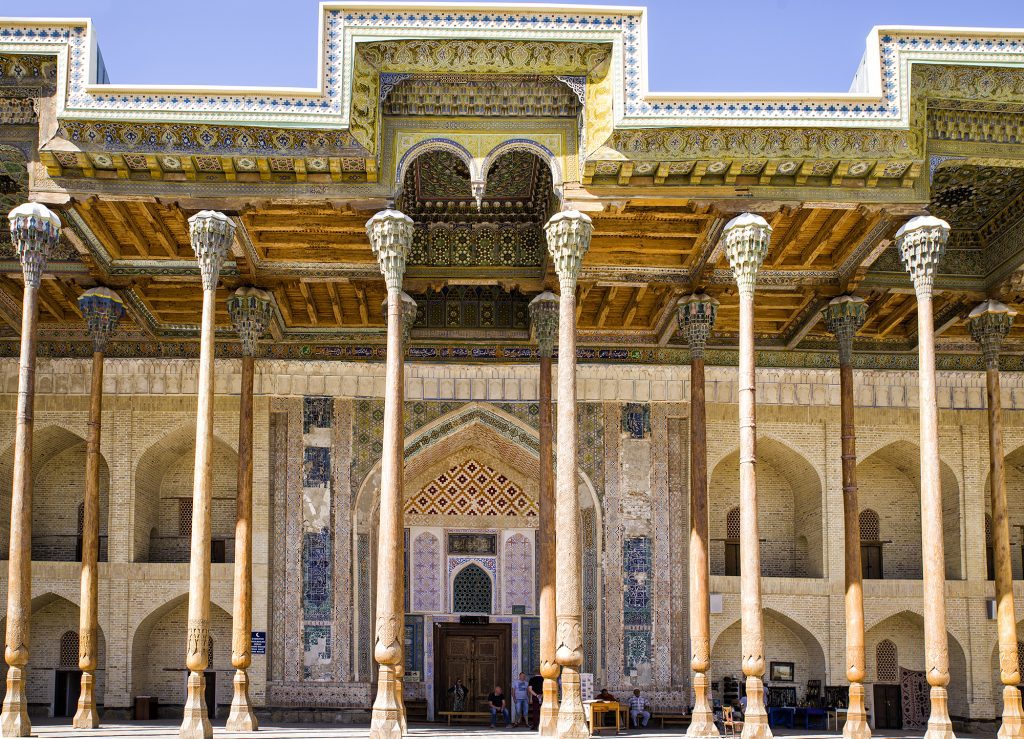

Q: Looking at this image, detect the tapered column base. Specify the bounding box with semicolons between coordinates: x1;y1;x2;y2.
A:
225;670;259;732
555;667;590;738
924;686;955;739
843;682;870;739
369;665;403;739
396;671;407;735
179;671;212;739
539;676;560;736
72;671;100;729
688;673;719;737
999;685;1024;739
739;677;772;739
0;667;30;737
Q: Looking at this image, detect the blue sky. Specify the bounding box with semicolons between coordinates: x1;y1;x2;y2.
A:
17;0;1024;93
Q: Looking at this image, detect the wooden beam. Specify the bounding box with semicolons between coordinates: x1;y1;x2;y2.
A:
875;296;917;338
103;201;153;258
622;285;648;327
135;204;180;258
799;209;849;265
595;286;618;328
78;201;123;260
273;288;294;326
768;208;812;267
297;280;319;325
354;285;370;325
327;282;344;324
575;281;595;322
53;278;84;319
35;281;67;321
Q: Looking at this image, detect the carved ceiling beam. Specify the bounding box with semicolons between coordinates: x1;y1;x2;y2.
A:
297;280;319;325
799;209;850;264
622;285;648;327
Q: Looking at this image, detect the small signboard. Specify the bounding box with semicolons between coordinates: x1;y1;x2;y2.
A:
580;672;594;702
251;631;267;655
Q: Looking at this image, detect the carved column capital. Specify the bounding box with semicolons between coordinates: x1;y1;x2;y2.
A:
722;212;771;296
968;299;1017;368
529;290;560;358
227;286;275;357
895;215;950;300
366;209;414;291
545;210;593;290
676;292;719;359
822;294;867;366
187;210;235;291
8;202;60;289
77;287;125;354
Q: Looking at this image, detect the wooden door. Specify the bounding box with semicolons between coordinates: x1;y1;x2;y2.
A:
725;541;741;576
434;623;511;716
861;544;883;580
873;684;901;730
54;670;81;717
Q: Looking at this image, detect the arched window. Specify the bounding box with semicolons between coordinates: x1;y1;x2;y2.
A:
859;509;883;580
60;631;79;670
876;639;898;683
452;564;493;614
725;507;741;576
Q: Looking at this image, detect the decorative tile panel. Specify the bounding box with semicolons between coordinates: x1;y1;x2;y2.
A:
302;625;332;680
405;615;424;677
521;616;541;675
623;536;652;673
406;459;537;517
301;395;334;676
412;531;442;612
503;532;534;613
621;402;651;439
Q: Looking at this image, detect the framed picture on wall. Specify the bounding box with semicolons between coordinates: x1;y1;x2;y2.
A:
770;662;795;682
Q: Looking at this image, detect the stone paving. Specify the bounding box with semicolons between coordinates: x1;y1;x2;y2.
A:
26;720;962;739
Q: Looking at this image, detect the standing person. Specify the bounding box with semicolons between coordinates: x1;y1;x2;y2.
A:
528;672;544;729
629;688;651;728
488;685;511;728
447;678;468;711
512;672;530;727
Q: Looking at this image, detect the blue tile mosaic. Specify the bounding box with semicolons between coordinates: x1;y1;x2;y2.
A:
521;616;541;676
303;396;333;433
303;447;331;487
621;403;651;439
404;615;423;676
302;529;333;620
623;536;652;627
624;631;652;673
302;625;331;680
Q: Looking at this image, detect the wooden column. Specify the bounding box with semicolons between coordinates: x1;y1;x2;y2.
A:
1;203;60;738
968;300;1023;739
225;287;274;732
895;216;955;739
545;210;593;739
822;295;871;739
722;213;772;739
180;211;235;739
367;210;414;739
73;288;125;730
677;293;719;739
529;291;560;737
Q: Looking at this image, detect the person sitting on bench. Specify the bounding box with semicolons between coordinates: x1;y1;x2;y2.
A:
629;689;651;728
488;685;511;728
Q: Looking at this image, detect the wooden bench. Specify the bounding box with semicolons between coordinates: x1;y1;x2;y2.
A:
437;710;492;726
653;712;692;729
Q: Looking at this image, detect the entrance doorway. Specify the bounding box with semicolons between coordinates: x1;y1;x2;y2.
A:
873;684;901;730
54;670;82;717
434;622;512;715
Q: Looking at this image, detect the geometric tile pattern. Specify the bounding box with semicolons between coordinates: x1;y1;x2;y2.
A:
301;396;334;678
452;563;493;614
503;532;533;612
405;459;537;517
582;507;599;674
621;402;651;439
413;531;442;612
521;616;541;676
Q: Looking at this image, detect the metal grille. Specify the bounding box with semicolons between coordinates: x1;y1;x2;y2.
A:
452;564;492;614
77;502;84;536
986;514;993;544
859;509;880;541
178;499;193;537
726;507;740;540
876;639;898;682
60;630;79;669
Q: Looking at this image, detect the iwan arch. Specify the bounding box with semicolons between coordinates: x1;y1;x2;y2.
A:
4;3;1024;738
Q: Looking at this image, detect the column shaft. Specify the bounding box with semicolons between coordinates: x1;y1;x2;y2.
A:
554;283;588;739
1;282;40;737
688;355;717;737
227;354;258;731
916;294;955;739
73;350;104;729
987;363;1024;737
180;286;217;739
538;354;560;736
737;290;770;739
369;287;406;739
839;361;870;739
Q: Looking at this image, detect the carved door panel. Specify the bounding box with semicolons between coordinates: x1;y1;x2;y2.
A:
434;623;511;718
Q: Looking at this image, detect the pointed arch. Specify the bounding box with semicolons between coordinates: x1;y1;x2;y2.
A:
395;137;478;195
481;138;563;196
452;563;494;614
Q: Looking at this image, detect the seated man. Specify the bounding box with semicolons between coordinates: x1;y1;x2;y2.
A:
629;689;651;728
488;685;511;728
596;688;616;702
